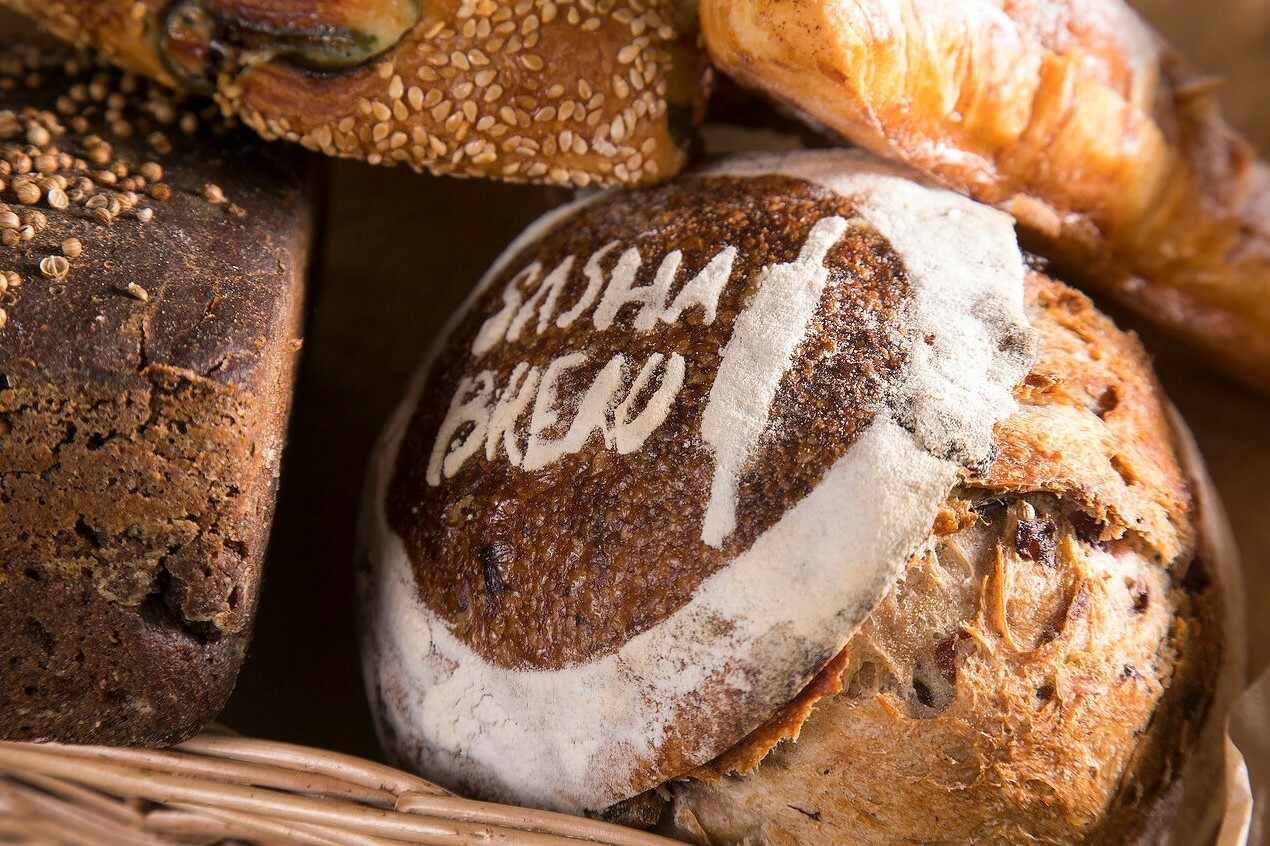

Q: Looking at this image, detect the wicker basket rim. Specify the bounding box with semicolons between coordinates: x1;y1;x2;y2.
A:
0;729;679;846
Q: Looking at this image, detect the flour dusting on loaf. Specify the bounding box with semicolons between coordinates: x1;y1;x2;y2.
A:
358;150;1035;811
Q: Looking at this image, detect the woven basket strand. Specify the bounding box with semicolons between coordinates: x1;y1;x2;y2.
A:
0;732;679;845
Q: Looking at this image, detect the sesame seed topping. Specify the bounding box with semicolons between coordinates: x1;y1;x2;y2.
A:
7;0;693;188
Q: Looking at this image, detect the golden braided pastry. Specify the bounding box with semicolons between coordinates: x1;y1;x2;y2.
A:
5;0;708;186
701;0;1270;390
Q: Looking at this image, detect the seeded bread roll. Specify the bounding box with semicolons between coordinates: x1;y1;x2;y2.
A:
700;0;1270;391
0;42;310;743
358;149;1234;840
2;0;709;187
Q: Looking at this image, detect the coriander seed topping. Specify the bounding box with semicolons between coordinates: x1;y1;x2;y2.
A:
15;182;39;204
39;255;69;278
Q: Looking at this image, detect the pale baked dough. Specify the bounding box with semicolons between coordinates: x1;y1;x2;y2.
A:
659;274;1231;845
701;0;1270;390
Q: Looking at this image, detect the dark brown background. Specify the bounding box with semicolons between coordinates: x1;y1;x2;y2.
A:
217;0;1270;761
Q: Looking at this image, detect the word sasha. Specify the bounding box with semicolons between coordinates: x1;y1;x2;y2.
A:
424;233;736;486
427;217;854;525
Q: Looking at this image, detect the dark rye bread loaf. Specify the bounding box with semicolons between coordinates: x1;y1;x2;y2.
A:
0;40;310;743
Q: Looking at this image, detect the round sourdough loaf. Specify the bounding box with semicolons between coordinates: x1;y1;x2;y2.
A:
357;150;1233;841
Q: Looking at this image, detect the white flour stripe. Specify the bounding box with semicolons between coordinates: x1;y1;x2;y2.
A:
701;215;852;548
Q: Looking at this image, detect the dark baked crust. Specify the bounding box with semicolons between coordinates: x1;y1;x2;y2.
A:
0;43;310;743
386;174;911;671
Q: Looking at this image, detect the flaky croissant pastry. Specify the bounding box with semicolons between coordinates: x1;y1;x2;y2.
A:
701;0;1270;391
5;0;708;186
